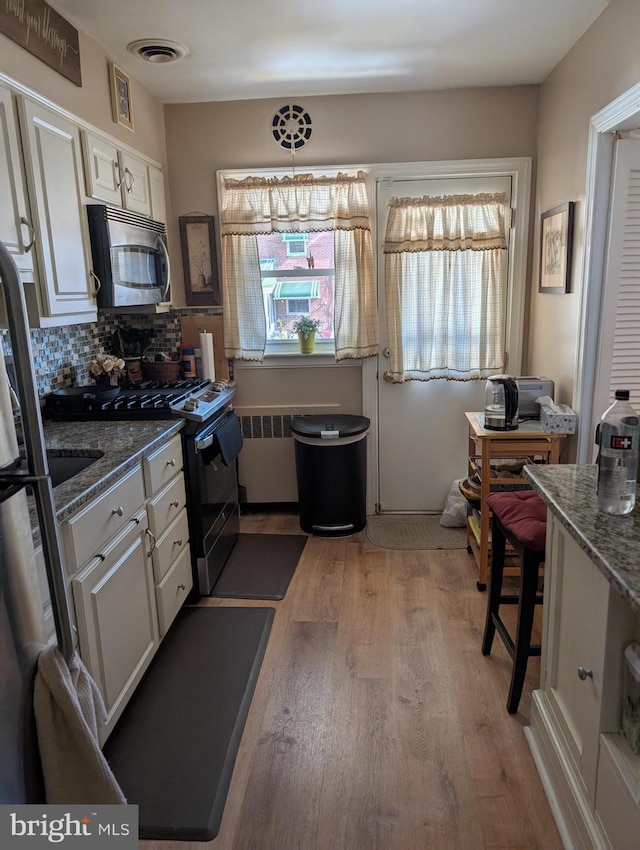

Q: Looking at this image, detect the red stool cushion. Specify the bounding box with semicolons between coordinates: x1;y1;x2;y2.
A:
485;490;547;551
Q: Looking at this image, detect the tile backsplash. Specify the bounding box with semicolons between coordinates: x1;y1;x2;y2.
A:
1;308;221;397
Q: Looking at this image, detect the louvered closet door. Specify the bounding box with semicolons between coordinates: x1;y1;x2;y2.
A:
593;138;640;434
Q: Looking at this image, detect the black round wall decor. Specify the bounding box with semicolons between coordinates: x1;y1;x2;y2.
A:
272;104;313;150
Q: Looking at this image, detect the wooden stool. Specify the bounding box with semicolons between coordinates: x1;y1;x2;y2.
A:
481;490;547;714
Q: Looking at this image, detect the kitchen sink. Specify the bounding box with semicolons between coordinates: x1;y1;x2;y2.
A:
17;449;105;488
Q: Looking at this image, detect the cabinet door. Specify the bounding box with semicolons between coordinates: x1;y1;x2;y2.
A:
0;84;34;276
72;516;159;741
82;130;121;205
18;99;96;321
544;516;610;805
120;150;151;216
148;164;167;224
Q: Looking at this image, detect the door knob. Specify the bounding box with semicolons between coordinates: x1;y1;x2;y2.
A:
383;370;393;382
383;347;391;358
577;666;593;681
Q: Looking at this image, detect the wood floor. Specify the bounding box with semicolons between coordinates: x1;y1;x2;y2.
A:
143;509;563;850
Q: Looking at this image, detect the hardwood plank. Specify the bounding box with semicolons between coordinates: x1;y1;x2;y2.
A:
140;517;562;850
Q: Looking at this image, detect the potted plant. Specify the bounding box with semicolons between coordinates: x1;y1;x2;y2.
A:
292;315;321;354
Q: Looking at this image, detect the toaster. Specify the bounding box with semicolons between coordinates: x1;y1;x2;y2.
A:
516;376;555;419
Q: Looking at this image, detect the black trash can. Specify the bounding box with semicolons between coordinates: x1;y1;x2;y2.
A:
290;414;370;536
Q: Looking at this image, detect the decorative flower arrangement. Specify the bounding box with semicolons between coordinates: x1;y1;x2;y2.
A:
88;353;126;386
292;315;321;340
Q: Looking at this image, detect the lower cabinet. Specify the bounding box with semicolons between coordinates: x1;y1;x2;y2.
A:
527;513;640;849
72;510;159;744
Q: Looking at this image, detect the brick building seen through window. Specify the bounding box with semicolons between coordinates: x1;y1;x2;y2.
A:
257;231;334;341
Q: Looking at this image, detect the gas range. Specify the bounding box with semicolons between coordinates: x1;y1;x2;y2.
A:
44;378;235;423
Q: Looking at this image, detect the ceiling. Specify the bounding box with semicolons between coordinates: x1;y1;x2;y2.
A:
50;0;609;104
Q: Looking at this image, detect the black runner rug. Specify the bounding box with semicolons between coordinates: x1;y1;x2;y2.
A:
211;533;307;600
104;605;275;841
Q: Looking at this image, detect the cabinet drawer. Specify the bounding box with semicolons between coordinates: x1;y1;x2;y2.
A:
151;508;190;583
147;473;186;538
143;435;183;496
63;464;145;571
156;546;192;636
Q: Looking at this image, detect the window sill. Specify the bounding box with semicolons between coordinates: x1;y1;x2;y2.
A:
235;344;363;369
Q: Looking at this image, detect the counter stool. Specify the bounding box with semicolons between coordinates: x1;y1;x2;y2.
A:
481;489;547;714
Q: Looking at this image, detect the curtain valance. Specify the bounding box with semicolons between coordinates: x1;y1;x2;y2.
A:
383;192;508;254
220;170;371;235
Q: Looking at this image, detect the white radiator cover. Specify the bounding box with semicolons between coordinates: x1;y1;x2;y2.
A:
237;404;340;503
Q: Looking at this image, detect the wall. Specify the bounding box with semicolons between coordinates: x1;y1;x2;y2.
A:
164;86;540;432
527;0;640;403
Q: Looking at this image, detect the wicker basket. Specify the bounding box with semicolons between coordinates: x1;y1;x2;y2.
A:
142;359;181;382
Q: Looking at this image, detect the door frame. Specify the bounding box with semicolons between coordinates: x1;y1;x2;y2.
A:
573;81;640;463
362;157;532;514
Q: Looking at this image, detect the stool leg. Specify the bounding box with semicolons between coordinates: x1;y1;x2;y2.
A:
506;551;540;714
481;518;506;656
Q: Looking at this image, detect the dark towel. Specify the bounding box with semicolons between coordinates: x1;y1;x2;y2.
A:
214;412;243;466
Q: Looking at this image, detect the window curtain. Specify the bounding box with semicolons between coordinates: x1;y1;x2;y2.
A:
383;193;508;381
220;170;378;361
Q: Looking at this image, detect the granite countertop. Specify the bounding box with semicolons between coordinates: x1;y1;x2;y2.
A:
524;463;640;613
29;419;184;539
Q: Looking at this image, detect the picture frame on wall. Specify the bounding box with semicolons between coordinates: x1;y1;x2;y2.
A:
179;215;222;307
539;202;574;294
109;62;134;131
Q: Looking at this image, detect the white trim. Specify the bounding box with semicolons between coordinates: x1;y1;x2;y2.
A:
574;81;640;463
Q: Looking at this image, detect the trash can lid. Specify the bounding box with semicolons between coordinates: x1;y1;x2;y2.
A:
290;414;370;439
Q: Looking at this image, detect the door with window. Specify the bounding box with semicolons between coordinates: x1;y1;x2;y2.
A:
377;176;513;512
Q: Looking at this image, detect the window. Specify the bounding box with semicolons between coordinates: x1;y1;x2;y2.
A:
257;232;334;342
282;233;309;256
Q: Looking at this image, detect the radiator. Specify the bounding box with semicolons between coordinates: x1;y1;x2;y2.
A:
236;404;340;503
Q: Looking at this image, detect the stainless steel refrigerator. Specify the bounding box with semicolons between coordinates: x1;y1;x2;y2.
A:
0;242;75;802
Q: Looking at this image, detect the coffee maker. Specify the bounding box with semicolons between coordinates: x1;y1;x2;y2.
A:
484;375;519;431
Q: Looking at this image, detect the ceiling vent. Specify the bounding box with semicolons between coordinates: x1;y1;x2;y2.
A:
127;39;189;64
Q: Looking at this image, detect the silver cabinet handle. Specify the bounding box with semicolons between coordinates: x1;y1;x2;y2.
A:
90;270;102;295
124;168;135;192
166;458;176;467
112;506;124;517
174;538;183;547
177;583;186;591
577;667;593;681
114;162;125;189
144;527;156;556
170;499;179;508
20;216;35;252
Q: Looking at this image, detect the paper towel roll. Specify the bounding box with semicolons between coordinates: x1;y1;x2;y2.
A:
199;332;216;382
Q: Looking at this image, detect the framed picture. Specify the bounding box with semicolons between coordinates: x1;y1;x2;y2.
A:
109;62;134;131
179;215;222;307
539;202;574;293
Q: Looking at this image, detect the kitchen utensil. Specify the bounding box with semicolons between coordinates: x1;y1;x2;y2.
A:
484;375;519;431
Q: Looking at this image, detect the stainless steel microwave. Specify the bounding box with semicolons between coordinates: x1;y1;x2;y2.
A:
87;205;170;308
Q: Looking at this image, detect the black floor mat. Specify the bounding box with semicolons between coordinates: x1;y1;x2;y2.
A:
103;605;275;841
211;533;307;600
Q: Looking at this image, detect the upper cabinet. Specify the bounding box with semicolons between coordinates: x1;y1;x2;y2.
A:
18;99;97;324
82;130;166;222
0;84;35;281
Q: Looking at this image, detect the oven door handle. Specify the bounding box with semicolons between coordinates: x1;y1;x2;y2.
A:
195;434;214;453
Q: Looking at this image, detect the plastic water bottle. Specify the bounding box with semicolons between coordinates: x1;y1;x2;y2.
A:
595;389;640;515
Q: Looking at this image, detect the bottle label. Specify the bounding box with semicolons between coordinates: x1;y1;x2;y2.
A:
611;435;634;450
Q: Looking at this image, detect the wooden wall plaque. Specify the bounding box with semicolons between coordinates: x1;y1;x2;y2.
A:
0;1;82;87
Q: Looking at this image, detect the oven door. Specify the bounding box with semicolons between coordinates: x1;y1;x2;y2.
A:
189;411;240;594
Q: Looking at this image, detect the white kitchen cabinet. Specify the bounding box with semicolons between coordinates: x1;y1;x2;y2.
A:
72;509;159;743
18;98;97;325
0;84;35;279
83;129;165;221
527;512;640;849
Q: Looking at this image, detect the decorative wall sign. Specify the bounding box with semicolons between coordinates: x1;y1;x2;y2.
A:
272;104;312;150
0;0;81;86
179;215;221;307
109;62;134;131
539;202;574;294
